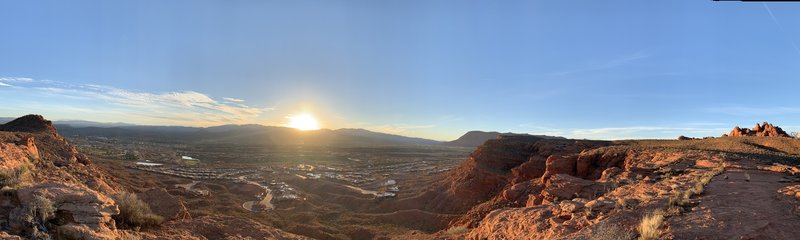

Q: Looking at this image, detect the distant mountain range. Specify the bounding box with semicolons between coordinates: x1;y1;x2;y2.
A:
2;117;439;146
1;117;562;147
443;131;566;148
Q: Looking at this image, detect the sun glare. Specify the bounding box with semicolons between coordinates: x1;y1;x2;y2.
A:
288;114;320;131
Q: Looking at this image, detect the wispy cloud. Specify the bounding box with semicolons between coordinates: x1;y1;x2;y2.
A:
0;77;271;126
522;125;727;140
549;52;649;76
763;3;800;56
222;97;245;102
0;77;34;87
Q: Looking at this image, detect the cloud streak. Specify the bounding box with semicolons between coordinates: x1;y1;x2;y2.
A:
524;125;727;140
0;77;34;87
0;77;271;126
549;52;649;76
222;97;245;102
763;3;800;56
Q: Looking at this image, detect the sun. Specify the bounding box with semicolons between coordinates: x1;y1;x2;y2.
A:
287;113;320;131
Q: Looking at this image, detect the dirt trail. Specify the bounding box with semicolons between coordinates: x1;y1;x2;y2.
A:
666;168;800;239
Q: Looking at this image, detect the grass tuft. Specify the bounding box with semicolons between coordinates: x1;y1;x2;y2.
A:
637;210;664;240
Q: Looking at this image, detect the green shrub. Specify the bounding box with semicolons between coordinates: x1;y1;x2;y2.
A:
112;192;163;228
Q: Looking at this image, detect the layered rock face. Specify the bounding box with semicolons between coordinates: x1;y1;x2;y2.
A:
0;115;123;239
437;125;800;239
429;134;608;213
727;122;791;137
15;182;120;231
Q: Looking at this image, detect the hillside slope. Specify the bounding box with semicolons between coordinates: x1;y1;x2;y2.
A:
429;126;800;239
0;115;306;239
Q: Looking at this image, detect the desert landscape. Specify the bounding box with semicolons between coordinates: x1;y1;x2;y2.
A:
0;115;798;239
3;1;800;239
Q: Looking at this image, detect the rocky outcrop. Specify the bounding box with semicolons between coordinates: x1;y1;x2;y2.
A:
0;114;341;239
16;182;119;231
541;155;577;183
431;135;609;214
0;134;38;172
0;115;59;138
540;174;606;203
727;122;791;137
0;115;124;239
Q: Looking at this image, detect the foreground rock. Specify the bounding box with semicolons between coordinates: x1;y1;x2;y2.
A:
432;124;800;239
0;115;300;239
15;182;119;230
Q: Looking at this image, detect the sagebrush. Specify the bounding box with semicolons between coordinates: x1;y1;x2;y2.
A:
112;192;164;228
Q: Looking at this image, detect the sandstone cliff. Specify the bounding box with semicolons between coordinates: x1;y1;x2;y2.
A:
435;128;800;239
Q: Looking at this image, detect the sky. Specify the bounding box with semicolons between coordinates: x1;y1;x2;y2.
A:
2;0;800;141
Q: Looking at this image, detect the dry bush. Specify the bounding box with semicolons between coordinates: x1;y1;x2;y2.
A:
666;194;684;215
23;194;56;239
0;165;31;189
444;224;469;237
591;224;635;240
112;192;164;228
637;210;663;240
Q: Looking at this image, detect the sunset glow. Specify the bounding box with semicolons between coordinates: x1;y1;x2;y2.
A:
287;114;320;131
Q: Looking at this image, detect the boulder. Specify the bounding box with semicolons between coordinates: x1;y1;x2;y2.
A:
541;174;604;202
510;156;548;182
15;182;119;231
541;155;577;183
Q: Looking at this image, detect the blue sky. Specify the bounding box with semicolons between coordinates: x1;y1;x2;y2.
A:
2;0;800;141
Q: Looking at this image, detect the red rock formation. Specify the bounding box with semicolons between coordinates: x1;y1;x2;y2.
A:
0;115;60;138
540;155;577;183
431;135;609;214
727;122;790;137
